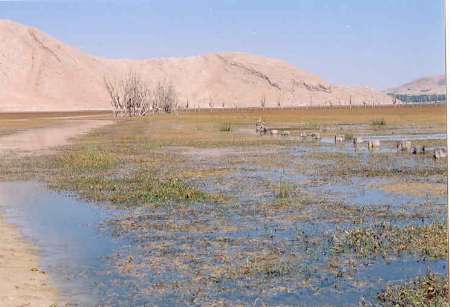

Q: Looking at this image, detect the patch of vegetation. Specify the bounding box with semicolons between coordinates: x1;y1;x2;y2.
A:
0;119;225;205
276;181;294;199
371;118;386;126
50;142;219;205
275;171;295;199
377;273;449;306
333;221;447;259
54;171;216;205
360;166;447;178
344;133;354;141
56;146;118;172
229;251;294;279
219;122;232;132
315;152;447;179
303;122;321;130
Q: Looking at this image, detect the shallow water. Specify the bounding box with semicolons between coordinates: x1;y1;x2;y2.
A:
1;179;445;305
0;128;447;305
318;177;425;207
368;132;447;142
0;182;124;305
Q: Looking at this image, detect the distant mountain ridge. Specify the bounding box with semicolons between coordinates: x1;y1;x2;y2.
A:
0;20;394;112
386;75;446;103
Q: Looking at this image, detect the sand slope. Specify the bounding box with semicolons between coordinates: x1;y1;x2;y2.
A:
0;20;393;111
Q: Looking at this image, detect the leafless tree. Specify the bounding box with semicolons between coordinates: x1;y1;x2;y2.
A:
152;81;178;113
208;97;214;111
104;71;151;117
105;72;178;116
260;95;266;109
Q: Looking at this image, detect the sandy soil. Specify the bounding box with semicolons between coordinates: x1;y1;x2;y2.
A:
377;182;447;197
0;215;57;307
0;119;111;155
0;118;112;306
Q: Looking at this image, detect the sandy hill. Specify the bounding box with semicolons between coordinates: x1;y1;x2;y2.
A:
386;75;446;96
0;20;393;112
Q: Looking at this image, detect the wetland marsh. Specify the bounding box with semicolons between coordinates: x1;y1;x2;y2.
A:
0;105;447;305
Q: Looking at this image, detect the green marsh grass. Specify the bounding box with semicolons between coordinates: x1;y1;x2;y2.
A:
377;273;449;306
333;220;447;259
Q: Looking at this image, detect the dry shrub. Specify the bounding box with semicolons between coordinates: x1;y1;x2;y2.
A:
104;72;178;116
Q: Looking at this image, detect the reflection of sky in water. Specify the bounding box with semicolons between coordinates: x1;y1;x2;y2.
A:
316;177;418;207
312;176;447;212
368;133;446;142
0;127;446;306
0;181;126;305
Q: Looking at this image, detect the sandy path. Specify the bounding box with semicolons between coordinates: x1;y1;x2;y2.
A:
0;119;112;306
0;119;111;154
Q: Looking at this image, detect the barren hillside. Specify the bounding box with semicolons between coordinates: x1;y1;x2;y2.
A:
0;20;393;112
385;75;446;103
386;75;445;96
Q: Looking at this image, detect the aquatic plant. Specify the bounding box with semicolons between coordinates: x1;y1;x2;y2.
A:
276;169;294;199
333;221;447;259
57;146;118;172
378;273;449;306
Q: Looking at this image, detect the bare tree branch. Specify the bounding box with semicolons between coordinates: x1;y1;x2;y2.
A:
104;72;178;116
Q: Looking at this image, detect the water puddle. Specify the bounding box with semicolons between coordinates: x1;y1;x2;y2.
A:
317;177;421;207
0;181;125;305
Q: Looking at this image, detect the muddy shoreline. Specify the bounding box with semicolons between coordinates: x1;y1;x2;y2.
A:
0;118;112;306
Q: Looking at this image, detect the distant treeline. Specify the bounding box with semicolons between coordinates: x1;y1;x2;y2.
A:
388;93;446;104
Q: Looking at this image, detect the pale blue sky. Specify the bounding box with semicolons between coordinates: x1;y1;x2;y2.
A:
0;0;445;89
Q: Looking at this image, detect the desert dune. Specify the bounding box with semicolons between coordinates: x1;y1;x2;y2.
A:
0;20;393;112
